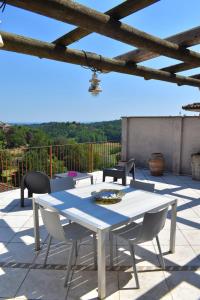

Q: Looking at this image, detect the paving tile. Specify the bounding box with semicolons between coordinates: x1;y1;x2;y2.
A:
116;245;160;268
16;269;68;300
194;206;200;217
177;217;200;230
0;226;20;242
0;216;30;228
190;246;200;262
5;209;33;217
0;267;28;298
0;242;37;263
67;270;119;299
5;297;28;300
10;226;48;245
22;216;44;228
35;242;71;265
116;235;154;247
177;208;199;218
181;229;200;245
164;270;200;300
153;229;190;246
0;195;20;206
156;245;200;267
119;270;172;299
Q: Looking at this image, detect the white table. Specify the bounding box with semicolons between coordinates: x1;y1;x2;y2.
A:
54;171;94;184
33;182;177;299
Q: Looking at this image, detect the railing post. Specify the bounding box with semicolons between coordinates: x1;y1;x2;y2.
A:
91;143;94;172
49;145;53;178
88;143;93;172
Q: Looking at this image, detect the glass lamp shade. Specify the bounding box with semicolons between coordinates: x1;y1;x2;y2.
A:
0;34;4;48
88;71;102;95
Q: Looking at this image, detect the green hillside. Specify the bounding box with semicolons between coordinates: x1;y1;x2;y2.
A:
0;120;121;148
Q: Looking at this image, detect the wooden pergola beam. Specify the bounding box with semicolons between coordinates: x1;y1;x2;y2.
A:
53;0;159;46
190;74;200;80
160;62;197;73
178;73;200;86
4;0;200;66
115;26;200;62
1;31;200;88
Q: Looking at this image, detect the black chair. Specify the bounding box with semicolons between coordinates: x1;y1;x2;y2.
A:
103;158;135;186
20;171;51;207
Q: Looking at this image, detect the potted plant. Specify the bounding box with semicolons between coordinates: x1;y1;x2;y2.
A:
191;152;200;180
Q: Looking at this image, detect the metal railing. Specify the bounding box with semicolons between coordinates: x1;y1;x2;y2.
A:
0;141;121;192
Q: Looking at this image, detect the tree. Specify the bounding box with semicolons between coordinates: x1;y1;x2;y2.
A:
5;127;27;148
0;130;6;149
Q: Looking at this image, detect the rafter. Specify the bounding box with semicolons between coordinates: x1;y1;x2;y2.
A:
1;31;200;88
4;0;200;66
115;26;200;62
160;62;197;73
190;74;200;80
53;0;159;46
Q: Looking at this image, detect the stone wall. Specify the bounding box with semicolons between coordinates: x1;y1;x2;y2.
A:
121;116;200;174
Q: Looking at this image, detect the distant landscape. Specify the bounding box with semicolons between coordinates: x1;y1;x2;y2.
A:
0;120;121;187
0;120;121;149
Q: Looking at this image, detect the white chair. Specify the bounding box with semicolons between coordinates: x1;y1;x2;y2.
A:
50;177;75;193
109;206;168;288
40;206;97;287
130;179;155;192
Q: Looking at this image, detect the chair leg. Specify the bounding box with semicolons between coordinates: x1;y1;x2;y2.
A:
122;176;126;186
156;236;165;269
103;174;106;182
129;243;140;289
113;177;117;182
74;241;78;258
20;187;25;207
64;241;76;287
93;233;97;270
43;235;52;266
109;232;114;270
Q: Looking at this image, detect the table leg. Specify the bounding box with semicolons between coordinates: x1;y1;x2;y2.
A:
97;229;106;299
33;199;40;251
169;200;177;253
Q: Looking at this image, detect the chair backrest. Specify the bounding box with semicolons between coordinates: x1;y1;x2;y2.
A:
130;180;155;192
50;177;75;193
23;171;51;194
40;206;66;241
137;206;168;243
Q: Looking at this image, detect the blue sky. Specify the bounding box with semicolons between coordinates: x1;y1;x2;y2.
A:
1;0;200;123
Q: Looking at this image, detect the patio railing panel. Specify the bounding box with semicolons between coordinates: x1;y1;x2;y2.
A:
0;141;121;192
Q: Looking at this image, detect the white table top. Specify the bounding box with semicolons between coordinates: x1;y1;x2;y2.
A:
55;172;93;180
36;182;176;232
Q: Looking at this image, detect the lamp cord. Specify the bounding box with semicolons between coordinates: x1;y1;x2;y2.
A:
82;50;102;74
0;1;6;12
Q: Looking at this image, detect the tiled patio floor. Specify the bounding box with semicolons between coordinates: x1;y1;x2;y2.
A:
0;170;200;299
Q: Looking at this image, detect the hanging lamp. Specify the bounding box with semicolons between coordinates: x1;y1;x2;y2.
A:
88;70;102;96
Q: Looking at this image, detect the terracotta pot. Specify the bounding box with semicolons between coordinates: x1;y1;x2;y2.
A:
191;153;200;180
149;153;165;176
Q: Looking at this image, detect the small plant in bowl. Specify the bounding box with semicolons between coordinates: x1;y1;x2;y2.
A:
91;189;125;204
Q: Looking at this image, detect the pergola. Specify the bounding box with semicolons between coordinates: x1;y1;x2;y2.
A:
1;0;200;88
